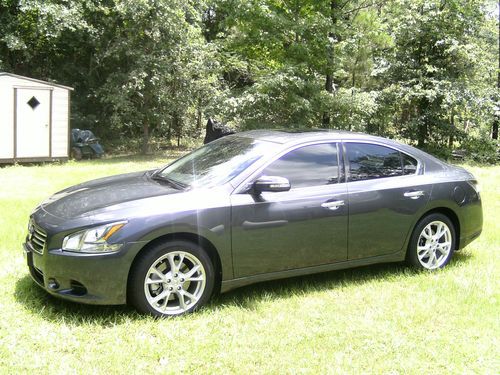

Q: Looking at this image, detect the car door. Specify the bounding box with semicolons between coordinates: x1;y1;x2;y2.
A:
230;142;348;278
344;141;432;260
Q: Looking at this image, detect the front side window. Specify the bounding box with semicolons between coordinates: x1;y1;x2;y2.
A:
346;143;403;181
261;143;339;189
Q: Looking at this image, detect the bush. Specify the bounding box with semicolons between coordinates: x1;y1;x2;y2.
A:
421;144;453;161
461;138;499;164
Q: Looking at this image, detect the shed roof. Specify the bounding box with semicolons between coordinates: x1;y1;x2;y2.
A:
0;72;74;91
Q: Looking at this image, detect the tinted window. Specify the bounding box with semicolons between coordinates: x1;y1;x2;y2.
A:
262;143;339;188
346;143;403;181
402;153;418;175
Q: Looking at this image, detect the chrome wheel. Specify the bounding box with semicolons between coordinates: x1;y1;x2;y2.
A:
144;251;206;315
416;221;452;269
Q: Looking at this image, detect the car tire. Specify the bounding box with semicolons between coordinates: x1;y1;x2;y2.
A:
128;240;215;317
407;213;456;270
71;147;82;160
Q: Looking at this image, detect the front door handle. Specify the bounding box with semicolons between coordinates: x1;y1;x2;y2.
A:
321;200;345;210
242;220;288;230
404;190;425;199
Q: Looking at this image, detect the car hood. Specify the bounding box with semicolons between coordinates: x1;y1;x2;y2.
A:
39;170;181;219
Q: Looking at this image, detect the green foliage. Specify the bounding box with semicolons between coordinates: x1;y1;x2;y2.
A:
0;0;498;158
327;88;380;131
380;0;490;149
235;68;324;128
461;137;499;163
94;0;212;151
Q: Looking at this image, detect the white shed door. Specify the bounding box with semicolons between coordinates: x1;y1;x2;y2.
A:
16;88;51;158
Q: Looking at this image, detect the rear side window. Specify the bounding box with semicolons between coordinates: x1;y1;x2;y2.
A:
261;143;339;188
346;143;403;181
402;153;418;175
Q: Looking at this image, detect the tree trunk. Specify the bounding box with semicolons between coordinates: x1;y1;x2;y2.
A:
167;121;172;141
197;101;203;130
449;112;455;148
417;101;427;148
142;119;151;154
322;0;340;127
493;1;500;140
322;74;334;127
349;67;356;132
172;112;181;147
417;123;427;148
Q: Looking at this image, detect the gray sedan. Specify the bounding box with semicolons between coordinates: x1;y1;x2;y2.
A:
24;130;483;316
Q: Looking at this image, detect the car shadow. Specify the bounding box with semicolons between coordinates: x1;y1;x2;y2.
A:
212;250;474;310
14;251;474;324
14;276;139;325
211;262;406;310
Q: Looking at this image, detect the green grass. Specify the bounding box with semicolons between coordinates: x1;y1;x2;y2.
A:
0;156;498;374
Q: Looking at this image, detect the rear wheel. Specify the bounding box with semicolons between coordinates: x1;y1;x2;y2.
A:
71;147;82;160
129;240;215;317
407;213;456;270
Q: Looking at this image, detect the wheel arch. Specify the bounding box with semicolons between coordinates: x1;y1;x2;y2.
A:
415;207;461;250
126;232;223;301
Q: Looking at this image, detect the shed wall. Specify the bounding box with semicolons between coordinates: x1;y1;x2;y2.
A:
51;88;69;157
0;76;15;158
0;75;70;160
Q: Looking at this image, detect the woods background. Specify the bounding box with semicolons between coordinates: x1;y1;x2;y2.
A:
1;0;498;161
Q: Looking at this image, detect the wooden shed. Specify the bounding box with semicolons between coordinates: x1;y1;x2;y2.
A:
0;72;73;163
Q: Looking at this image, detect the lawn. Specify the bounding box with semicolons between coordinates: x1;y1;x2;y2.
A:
0;156;498;374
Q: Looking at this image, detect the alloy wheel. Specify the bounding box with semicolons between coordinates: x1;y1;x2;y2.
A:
144;251;206;315
416;221;452;269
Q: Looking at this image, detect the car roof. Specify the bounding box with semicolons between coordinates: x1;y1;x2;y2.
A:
234;129;448;171
236;129;398;146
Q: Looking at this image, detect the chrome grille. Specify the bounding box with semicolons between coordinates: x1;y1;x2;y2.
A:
27;219;47;255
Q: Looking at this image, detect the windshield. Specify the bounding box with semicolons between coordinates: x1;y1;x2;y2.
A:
157;136;277;188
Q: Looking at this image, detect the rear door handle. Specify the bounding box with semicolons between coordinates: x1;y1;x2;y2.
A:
321;200;345;210
404;190;425;199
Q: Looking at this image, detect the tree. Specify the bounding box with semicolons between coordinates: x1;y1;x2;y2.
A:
95;1;214;152
0;0;219;153
382;0;485;148
211;0;389;130
1;0;497;159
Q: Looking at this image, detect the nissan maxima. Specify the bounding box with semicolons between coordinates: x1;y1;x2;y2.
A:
23;130;483;317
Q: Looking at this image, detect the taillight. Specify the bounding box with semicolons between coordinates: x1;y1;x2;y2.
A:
468;179;480;193
467;180;481;201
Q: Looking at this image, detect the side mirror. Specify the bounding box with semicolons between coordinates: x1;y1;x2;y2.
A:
253;176;291;194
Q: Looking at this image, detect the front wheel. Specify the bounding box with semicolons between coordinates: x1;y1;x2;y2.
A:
129;241;215;317
407;213;456;270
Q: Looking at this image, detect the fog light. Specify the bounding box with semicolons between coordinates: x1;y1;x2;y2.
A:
47;278;59;289
70;280;87;296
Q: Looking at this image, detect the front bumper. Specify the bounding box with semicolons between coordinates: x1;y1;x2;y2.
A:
24;241;146;305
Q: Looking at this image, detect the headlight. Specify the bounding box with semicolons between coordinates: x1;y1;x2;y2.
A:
62;221;127;253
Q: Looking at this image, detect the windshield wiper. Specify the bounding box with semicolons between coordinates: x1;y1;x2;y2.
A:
150;173;187;190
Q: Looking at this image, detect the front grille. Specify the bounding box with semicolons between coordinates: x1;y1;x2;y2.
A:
28;220;47;255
